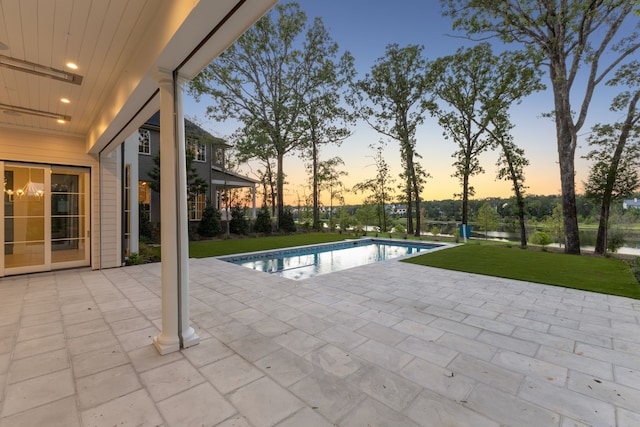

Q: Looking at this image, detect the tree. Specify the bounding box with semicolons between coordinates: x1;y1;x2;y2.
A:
299;22;354;230
350;44;431;236
229;205;249;235
279;208;297;233
476;202;499;239
198;202;221;237
492;115;530;248
442;0;640;254
352;142;395;232
317;157;348;229
430;43;543;227
190;3;351;229
544;204;564;247
232;124;277;215
584;63;640;253
254;206;273;234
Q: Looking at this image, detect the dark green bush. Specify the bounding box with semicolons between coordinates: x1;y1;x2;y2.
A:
229;205;249;235
198;203;221;237
279;208;297;233
254;206;272;234
607;230;626;253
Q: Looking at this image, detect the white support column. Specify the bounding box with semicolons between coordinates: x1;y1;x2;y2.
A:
153;68;199;355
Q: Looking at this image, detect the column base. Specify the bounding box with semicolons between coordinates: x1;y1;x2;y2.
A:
181;327;200;349
153;333;180;355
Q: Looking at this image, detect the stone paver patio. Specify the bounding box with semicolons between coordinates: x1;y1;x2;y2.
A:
0;256;639;426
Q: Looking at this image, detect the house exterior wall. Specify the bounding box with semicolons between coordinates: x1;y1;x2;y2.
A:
99;148;122;268
0;127;105;269
137;123;218;223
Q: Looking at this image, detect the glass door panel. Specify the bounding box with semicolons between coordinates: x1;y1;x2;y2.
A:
4;165;49;271
51;169;89;265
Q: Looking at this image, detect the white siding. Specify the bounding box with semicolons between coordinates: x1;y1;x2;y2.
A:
99;148;122;268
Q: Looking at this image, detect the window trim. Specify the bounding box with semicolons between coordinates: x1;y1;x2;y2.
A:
138;129;151;155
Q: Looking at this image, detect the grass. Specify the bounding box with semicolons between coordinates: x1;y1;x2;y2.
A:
188;232;352;258
404;244;640;299
150;232;640;299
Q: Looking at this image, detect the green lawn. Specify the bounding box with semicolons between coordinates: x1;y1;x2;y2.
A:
188;233;351;258
155;233;640;299
403;244;640;299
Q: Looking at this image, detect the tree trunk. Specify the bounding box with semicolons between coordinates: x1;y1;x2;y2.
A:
405;174;414;235
311;134;320;230
550;62;580;254
406;147;421;237
276;152;285;229
265;162;276;217
462;172;469;225
594;91;639;254
515;187;527;248
595;203;609;254
558;136;580;254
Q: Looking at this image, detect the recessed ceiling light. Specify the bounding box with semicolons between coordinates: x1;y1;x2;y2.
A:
66;62;78;70
60;98;70;104
57;119;66;124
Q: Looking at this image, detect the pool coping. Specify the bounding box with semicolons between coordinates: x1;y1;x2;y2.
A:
216;237;458;279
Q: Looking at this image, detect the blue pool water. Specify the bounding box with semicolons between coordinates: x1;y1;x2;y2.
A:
220;238;444;280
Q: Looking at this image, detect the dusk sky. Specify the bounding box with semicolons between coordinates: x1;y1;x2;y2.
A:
183;0;630;205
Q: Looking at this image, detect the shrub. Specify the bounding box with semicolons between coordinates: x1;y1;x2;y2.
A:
254;206;272;234
430;226;440;236
607;230;626;253
125;242;160;265
198;203;221;237
125;252;142;265
279;208;297;233
229;205;249;234
529;231;553;249
394;223;406;234
139;204;153;243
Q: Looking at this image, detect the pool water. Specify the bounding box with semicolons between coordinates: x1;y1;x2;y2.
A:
220;238;444;280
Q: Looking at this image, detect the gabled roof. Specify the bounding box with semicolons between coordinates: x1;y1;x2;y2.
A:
212;165;260;185
144;111;229;147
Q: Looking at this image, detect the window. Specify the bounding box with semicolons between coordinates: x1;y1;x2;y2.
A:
188;193;206;220
194;143;207;162
138;181;151;206
138;129;150;155
189;140;206;162
213;147;225;166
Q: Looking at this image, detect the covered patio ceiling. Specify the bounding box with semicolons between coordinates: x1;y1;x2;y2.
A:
0;0;275;154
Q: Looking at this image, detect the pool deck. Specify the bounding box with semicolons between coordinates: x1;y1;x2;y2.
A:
0;257;639;426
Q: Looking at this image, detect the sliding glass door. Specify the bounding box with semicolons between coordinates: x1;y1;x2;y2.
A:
2;163;90;276
51;168;90;267
3;164;49;273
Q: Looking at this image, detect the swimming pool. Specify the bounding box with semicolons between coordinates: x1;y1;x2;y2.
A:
219;238;446;280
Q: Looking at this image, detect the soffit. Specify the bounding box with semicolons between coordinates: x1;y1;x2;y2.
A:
0;0;276;153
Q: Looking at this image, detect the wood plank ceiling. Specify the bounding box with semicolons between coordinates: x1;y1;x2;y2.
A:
0;0;158;137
